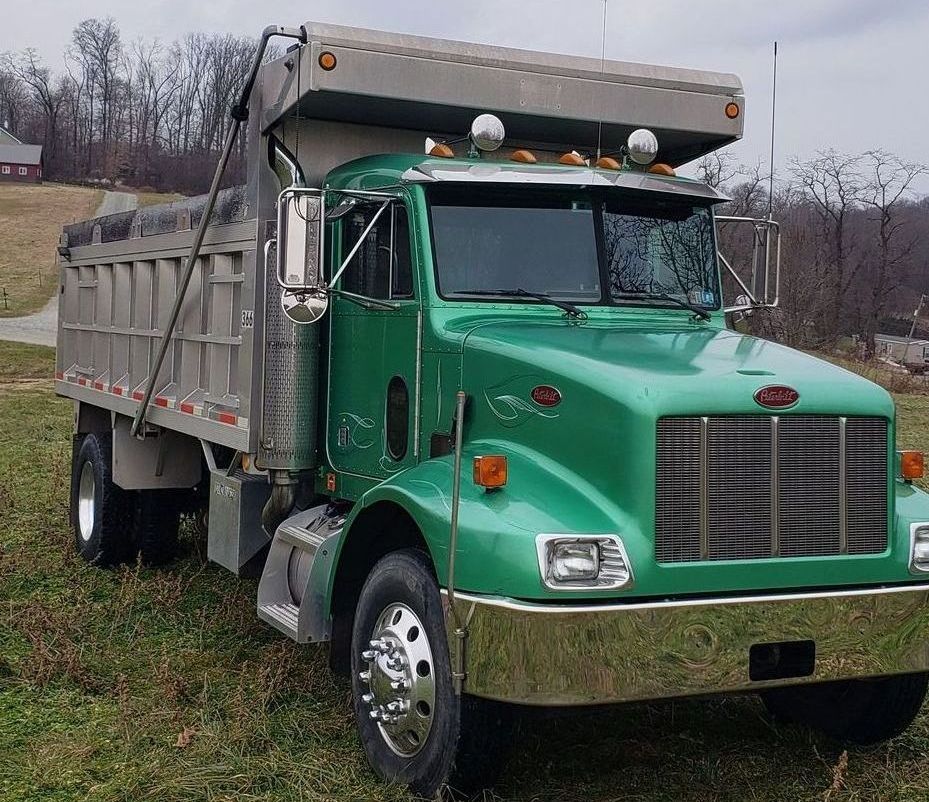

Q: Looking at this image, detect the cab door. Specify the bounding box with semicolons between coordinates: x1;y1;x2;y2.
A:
326;200;420;480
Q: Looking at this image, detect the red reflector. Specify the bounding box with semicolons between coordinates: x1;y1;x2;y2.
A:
217;412;237;425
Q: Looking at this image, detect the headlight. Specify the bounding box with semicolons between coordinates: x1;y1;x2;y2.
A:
536;534;633;591
910;523;929;574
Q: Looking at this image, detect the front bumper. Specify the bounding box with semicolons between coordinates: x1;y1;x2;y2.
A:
447;584;929;706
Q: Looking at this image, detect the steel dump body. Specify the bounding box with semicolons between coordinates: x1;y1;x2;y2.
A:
57;191;258;451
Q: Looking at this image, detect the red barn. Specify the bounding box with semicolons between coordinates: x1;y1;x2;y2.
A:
0;128;43;183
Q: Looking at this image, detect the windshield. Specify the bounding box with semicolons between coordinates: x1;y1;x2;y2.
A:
429;186;720;310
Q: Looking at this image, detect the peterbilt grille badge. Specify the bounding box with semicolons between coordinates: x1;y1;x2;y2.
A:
531;385;562;407
754;385;799;409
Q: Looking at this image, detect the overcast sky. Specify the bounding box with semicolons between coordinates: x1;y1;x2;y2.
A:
3;0;928;191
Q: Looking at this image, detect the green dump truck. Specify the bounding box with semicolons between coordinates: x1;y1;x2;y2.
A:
56;21;929;797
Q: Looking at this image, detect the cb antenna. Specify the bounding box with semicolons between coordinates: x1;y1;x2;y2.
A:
595;0;608;161
767;41;778;222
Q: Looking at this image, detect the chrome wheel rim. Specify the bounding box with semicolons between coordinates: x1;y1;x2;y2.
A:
358;603;436;757
77;461;95;543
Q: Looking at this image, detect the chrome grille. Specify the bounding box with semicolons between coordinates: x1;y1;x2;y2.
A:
655;416;888;563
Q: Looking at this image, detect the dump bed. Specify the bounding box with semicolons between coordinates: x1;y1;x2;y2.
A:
56;189;261;452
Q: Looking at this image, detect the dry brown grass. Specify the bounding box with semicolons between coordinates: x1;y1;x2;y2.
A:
0;183;102;317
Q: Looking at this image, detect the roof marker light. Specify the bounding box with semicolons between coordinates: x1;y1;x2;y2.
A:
511;149;537;164
726;102;741;119
595;156;622;171
318;51;337;71
648;163;676;176
559;151;587;166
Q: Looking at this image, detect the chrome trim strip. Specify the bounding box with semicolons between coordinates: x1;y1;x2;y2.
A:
839;416;848;554
445;582;929;615
699;416;709;560
413;308;423;459
771;416;779;556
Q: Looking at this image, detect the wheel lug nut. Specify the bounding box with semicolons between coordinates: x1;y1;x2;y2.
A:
369;709;382;720
386;700;404;714
361;649;377;661
390;679;408;692
361;692;375;704
387;656;404;671
358;670;371;682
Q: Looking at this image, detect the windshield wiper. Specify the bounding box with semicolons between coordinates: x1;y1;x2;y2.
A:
614;291;712;321
455;288;586;318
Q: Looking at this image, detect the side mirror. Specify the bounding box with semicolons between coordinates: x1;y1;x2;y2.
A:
277;188;325;291
717;216;781;313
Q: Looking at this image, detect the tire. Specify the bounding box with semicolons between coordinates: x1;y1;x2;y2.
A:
350;549;509;798
762;672;929;745
133;489;181;566
70;432;134;566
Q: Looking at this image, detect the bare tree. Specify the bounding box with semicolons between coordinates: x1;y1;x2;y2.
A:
790;151;864;340
855;151;927;355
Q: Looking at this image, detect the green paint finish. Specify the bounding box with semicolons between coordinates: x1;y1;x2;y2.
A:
318;153;929;604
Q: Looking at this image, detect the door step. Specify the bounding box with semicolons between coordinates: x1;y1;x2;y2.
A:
258;602;300;639
256;503;348;643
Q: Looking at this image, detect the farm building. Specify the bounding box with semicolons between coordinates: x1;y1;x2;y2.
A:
875;334;929;369
0;127;43;183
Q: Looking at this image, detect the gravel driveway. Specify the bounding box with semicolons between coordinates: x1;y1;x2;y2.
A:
0;190;137;348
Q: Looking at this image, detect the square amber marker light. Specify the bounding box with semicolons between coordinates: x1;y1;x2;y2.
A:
473;456;507;489
901;451;925;481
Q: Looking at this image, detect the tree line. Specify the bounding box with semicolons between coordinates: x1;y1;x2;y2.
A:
702;151;927;352
0;18;258;194
2;17;927;348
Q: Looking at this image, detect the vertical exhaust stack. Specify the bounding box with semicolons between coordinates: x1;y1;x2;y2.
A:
260;136;319;535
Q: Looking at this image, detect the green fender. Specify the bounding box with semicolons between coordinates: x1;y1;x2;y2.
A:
319;441;642;615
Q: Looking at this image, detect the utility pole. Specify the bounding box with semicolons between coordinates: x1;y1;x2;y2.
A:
903;293;927;369
909;294;927;340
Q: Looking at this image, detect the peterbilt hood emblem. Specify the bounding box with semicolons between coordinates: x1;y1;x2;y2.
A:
531;385;562;407
754;385;799;409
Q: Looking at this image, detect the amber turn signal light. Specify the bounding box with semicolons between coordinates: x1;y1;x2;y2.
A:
318;51;338;71
725;102;740;119
473;455;508;489
901;450;925;481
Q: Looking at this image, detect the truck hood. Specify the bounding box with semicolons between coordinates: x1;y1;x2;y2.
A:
460;319;893;423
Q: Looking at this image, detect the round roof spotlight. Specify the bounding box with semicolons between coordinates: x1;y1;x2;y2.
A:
627;128;659;166
470;113;506;152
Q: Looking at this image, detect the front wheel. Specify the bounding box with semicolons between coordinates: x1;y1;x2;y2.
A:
762;672;929;745
350;549;510;798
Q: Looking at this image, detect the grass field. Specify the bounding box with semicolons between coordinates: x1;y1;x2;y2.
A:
0;184;103;318
4;339;929;801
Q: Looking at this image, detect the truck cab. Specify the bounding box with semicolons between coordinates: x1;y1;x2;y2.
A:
56;21;929;798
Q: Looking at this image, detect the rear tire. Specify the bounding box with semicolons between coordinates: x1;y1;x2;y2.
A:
133;490;181;566
350;549;509;798
762;672;929;745
71;432;133;566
